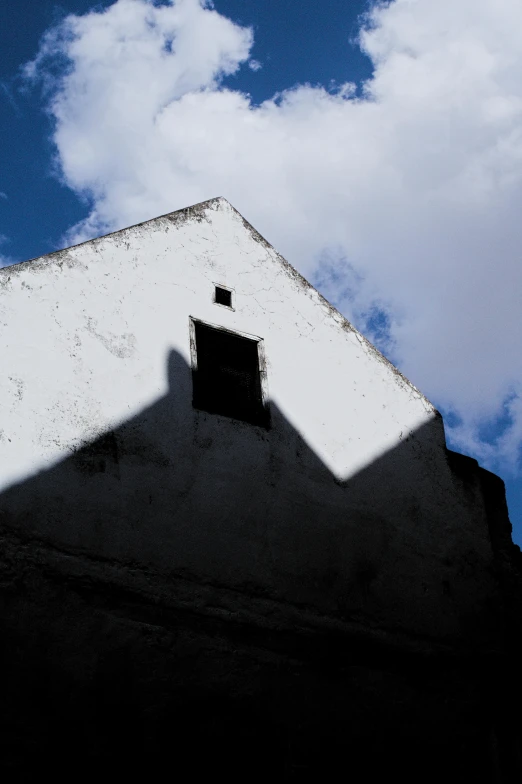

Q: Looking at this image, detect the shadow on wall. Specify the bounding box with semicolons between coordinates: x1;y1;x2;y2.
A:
0;349;520;782
0;350;510;641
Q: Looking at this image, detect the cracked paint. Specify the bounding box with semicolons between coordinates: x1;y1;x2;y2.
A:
86;318;137;359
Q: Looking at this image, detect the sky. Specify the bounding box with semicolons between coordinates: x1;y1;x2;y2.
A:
1;0;522;543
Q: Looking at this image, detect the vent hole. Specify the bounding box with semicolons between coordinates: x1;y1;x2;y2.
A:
215;286;232;307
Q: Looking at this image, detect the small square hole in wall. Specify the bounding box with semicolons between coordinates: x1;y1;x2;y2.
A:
214;286;232;308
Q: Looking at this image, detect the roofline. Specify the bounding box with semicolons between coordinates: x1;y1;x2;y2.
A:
0;196;225;275
223;203;437;413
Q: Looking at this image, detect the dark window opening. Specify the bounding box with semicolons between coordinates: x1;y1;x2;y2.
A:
192;321;269;428
214;286;232;308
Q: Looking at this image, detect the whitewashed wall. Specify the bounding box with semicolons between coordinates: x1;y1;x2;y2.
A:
0;198;500;644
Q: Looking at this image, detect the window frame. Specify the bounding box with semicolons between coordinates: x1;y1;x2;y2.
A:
189;317;270;428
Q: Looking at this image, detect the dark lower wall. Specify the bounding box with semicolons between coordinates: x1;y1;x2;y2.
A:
1;357;521;782
1;525;519;784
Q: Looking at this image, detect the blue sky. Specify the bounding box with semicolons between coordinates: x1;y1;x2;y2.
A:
1;0;522;542
0;0;372;262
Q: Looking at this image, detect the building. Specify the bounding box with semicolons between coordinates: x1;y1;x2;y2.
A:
0;197;520;781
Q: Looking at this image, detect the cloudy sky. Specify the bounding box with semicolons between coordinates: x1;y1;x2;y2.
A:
2;0;522;541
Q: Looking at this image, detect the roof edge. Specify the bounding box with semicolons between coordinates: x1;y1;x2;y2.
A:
224;201;437;414
0;196;226;275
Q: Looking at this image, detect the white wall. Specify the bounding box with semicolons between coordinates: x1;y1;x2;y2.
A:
0;198;500;645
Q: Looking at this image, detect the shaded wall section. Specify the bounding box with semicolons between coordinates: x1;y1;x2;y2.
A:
0;350;506;646
0;352;521;781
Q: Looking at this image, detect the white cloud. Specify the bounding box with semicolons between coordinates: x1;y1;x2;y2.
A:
25;0;522;472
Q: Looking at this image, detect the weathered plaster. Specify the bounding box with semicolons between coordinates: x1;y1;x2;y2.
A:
0;197;504;645
0;198;435;484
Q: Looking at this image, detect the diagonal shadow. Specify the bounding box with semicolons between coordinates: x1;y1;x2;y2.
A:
0;349;519;782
